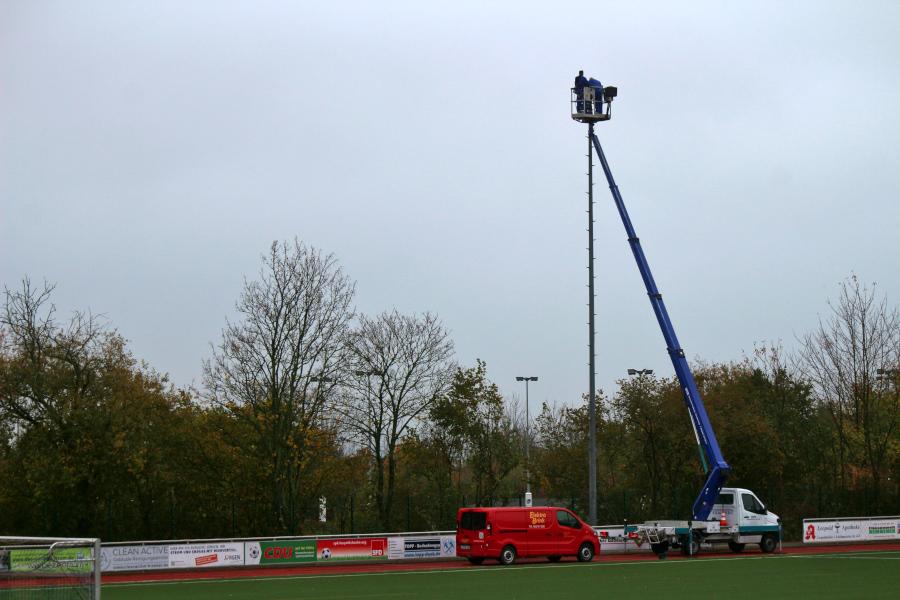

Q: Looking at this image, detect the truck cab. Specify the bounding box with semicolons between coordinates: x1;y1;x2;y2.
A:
710;487;780;553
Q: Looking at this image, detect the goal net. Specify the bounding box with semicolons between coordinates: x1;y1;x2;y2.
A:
0;537;100;600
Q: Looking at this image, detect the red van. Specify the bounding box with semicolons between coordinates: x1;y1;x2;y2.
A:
456;506;598;565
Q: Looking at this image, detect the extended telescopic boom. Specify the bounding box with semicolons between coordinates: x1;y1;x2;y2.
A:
574;75;730;521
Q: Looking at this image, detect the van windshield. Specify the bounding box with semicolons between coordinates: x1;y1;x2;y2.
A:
460;511;486;530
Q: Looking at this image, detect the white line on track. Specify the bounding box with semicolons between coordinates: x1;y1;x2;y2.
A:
107;550;900;589
785;551;900;560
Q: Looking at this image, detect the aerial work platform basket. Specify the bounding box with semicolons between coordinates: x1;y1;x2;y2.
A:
571;83;617;123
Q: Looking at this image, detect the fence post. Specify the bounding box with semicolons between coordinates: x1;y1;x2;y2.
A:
688;519;693;557
406;495;411;531
105;498;112;541
169;488;176;540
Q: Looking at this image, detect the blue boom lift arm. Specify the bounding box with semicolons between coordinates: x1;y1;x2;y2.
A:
589;133;730;521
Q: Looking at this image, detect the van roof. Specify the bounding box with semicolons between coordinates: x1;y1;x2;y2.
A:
459;506;570;512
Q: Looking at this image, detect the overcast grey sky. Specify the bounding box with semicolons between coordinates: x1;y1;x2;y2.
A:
2;1;898;411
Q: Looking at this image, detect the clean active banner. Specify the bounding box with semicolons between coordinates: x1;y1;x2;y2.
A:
101;545;169;571
803;518;900;543
245;540;317;565
167;542;244;568
316;537;386;561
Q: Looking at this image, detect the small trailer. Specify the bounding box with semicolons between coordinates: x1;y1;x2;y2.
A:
575;74;782;559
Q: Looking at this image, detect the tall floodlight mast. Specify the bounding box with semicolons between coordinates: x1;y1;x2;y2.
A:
571;70;615;525
571;72;731;524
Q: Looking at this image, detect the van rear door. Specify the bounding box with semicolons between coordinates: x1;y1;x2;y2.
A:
458;510;488;553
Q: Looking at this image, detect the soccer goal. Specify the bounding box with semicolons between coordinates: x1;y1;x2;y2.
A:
0;537;100;600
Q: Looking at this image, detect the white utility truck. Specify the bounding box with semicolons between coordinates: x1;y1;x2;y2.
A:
634;487;781;557
574;74;782;558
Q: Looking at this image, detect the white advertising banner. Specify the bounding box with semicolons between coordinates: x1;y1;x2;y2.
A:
386;536;454;560
803;518;900;543
865;519;899;540
594;527;653;553
439;535;456;558
387;537;404;560
594;527;652;553
100;545;170;572
403;538;440;559
167;542;245;568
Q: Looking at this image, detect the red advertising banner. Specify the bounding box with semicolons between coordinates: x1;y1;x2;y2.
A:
316;538;387;561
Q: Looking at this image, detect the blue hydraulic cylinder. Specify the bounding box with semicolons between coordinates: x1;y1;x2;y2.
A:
590;133;730;521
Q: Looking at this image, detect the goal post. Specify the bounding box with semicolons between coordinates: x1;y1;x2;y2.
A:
0;537;101;600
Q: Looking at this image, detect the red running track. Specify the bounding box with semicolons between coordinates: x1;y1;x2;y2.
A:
102;542;900;585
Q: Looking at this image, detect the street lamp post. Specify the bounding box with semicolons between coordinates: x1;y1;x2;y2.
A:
516;376;538;506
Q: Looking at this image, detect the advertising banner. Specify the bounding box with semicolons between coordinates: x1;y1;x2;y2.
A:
593;528;652;553
387;537;441;559
387;536;456;559
101;545;169;572
865;519;899;540
167;542;244;568
245;540;317;565
439;535;456;558
10;548;93;573
803;518;900;543
316;537;386;561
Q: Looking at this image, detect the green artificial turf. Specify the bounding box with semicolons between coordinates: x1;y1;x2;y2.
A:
103;551;900;600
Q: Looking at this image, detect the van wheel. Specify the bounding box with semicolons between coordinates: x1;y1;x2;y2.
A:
728;541;745;553
548;556;562;562
759;534;778;553
577;542;595;562
499;545;517;565
467;557;484;565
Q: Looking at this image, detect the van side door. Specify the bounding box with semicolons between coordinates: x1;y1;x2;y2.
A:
525;509;555;556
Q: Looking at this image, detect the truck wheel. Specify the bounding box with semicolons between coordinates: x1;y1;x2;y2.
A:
548;556;562;562
467;557;484;565
577;543;595;562
499;545;517;565
759;534;778;553
728;541;745;553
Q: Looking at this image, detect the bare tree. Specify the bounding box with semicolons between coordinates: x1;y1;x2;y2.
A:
340;310;454;529
1;278;118;431
798;275;900;507
204;240;355;532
